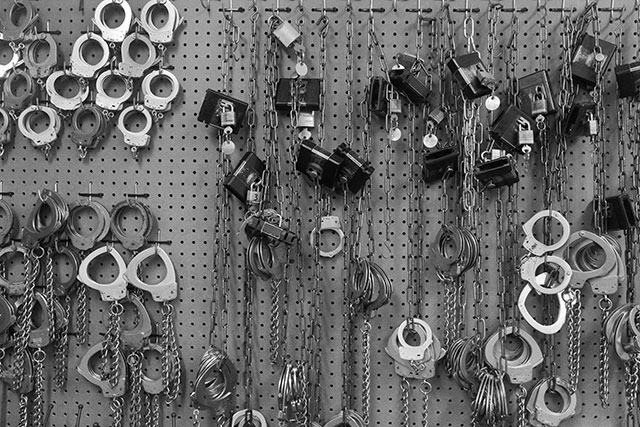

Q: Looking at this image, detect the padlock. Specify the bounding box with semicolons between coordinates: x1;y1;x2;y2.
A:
223;152;266;204
517;70;556;117
389;65;430;104
518;119;534;153
368;76;388;119
298;111;316;128
198;89;249;134
427;108;446;125
474;155;519;190
276;78;321;112
597;193;638;231
296;139;344;189
273;18;301;48
490;105;536;154
389;96;402;114
246;182;263;207
447;52;493;100
588;113;598;136
219;101;236;127
244;216;296;246
563;87;595;135
571;34;617;87
615;62;640;98
422;147;459;183
335;143;374;194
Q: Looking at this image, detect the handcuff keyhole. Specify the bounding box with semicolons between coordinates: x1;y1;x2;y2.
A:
129;39;151;64
143;347;163;380
138;254;167;285
150;4;169;29
81;39;104;66
103;74;126;97
543;389;565;413
76;110;98;132
102;3;125;29
123;110;147;131
52;253;74;282
53;74;80;98
70;208;99;234
87;253;120;285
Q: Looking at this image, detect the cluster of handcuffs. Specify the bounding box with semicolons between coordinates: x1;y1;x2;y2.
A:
0;186;182;423
0;0;183;160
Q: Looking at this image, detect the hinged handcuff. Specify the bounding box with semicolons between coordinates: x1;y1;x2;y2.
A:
117;104;154;158
3;68;35;112
139;0;184;45
66;198;111;250
17;104;63;157
526;377;578;427
0;243;27;295
77;340;127;397
70;32;111;79
70;104;111;158
95;69;134;111
92;0;134;43
120;292;152;350
119;33;158;78
110;198;156;250
125;245;178;302
310;215;345;258
28;292;65;348
0;0;39;42
385;319;445;380
24;33;58;81
45;70;90;111
22;189;69;249
77;245;128;302
483;326;543;384
522;209;571;256
142;69;180;119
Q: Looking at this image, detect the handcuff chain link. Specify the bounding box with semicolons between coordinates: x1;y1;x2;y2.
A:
53;294;71;390
361;319;372;426
13;251;38;390
129;351;143;427
32;348;45;427
567;289;583;393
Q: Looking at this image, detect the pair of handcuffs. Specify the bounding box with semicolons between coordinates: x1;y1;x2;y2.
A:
278;361;307;422
110;198;156;250
70;103;111;158
351;258;393;315
24;32;58;82
483;326;544;384
310;215;345;258
526;377;578;427
22;189;69;249
66;198;111;250
430;224;479;280
518;210;572;335
604;303;640;362
385;319;445;380
17;103;63;158
0;0;39;42
77;340;127;397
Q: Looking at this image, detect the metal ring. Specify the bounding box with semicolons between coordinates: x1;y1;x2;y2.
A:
3;69;34;111
520;255;573;295
117;105;153;149
70;32;110;79
140;0;181;44
109;199;154;250
119;33;157;78
92;0;133;43
142;69;180;112
95;69;133;111
45;70;89;110
24;34;58;79
1;0;38;42
522;209;571;255
17;105;61;148
518;284;567;335
77;245;128;301
125;245;177;302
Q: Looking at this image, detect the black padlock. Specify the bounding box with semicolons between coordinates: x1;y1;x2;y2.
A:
244;216;297;245
223;152;265;204
335;143;374;194
615;62;640;98
275;78;321;112
389;65;430;104
598;194;638;230
197;89;249;134
447;52;494;100
368;76;388;119
563;87;595;135
489;105;536;154
296;139;344;188
517;70;557;117
474;155;519;190
422;147;459;183
571;34;617;87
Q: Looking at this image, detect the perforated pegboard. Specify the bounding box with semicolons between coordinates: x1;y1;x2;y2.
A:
0;0;638;426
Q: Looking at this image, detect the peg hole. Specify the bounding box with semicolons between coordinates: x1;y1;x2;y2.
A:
69;206;99;235
143;347;163;380
52;252;75;282
0;43;12;66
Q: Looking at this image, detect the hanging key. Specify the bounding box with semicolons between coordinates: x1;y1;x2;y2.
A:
517;119;534;156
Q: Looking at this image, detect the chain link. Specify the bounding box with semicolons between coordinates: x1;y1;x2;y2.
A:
32;348;45;427
400;376;410;427
162;302;181;404
53;294;71;390
361;320;372;426
14;250;39;390
110;396;124;427
567;290;583;393
129;352;143;427
75;278;88;345
599;296;613;407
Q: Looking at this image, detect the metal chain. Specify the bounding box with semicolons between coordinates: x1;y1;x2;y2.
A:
75;279;88;345
18;393;29;427
345;3;354;149
110;396;124;427
162;301;181;404
44;248;56;343
102;300;123;388
516;384;527;427
53;294;71;390
599;296;613;407
244;266;255;418
400;376;410;427
32;348;45;427
361;319;372;426
246;3;259;154
407;101;417;321
128;351;143;427
567;289;583;393
13;250;39;390
420;380;431;427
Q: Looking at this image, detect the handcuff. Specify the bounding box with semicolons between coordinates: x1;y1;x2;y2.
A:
24;33;58;80
22;189;69;248
92;0;134;43
520;255;573;295
310;215;345;258
142;69;180;118
70;32;110;79
246;236;278;280
95;69;134;111
0;43;22;79
66;199;111;250
119;33;158;78
574;234;625;295
190;346;238;410
125;246;177;302
351;258;392;314
77;341;127;397
0;199;18;246
110;198;155;250
518;284;568;335
0;0;39;42
28;292;53;348
604;303;640;361
323;410;366;427
484;326;543;384
139;0;184;44
231;410;268;427
52;244;81;296
140;343;172;394
430;224;478;279
120;292;152;350
70;104;111;158
0;341;34;394
522;209;571;256
0;106;15;157
385;319;444;379
3;68;35;112
77;245;128;301
0;243;27;295
45;70;90;111
117;104;154;158
17;105;62;157
0;294;16;336
526;377;578;427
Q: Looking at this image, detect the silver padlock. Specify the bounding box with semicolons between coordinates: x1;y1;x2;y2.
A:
298;112;315;128
428;107;446;125
246;182;262;206
273;19;300;48
518;119;534;150
531;87;548;116
389;95;402;114
219;101;236;128
588;113;598;136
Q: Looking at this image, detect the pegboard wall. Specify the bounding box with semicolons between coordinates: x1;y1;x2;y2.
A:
0;0;638;426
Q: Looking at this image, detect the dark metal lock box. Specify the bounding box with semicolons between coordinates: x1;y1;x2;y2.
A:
244;216;297;246
275;78;321;112
517;70;557;117
563;87;595;135
447;52;493;100
490;105;536;154
296;139;344;188
389;66;430;104
368;76;388;119
598;194;638;230
615;62;640;98
223;152;265;204
197;89;248;134
474;155;519;190
335;143;374;194
422;147;459;183
571;34;617;87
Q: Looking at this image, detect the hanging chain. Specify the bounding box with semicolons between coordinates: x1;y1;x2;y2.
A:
361;319;372;427
32;348;46;427
110;396;124;427
400;376;410;427
162;302;181;404
246;3;259;154
407;101;417;322
102;300;123;388
420;381;431;427
18;393;29;427
44;248;56;343
14;250;40;390
516;384;527;427
75;278;88;345
128;351;143;427
244;266;255;420
53;294;71;390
